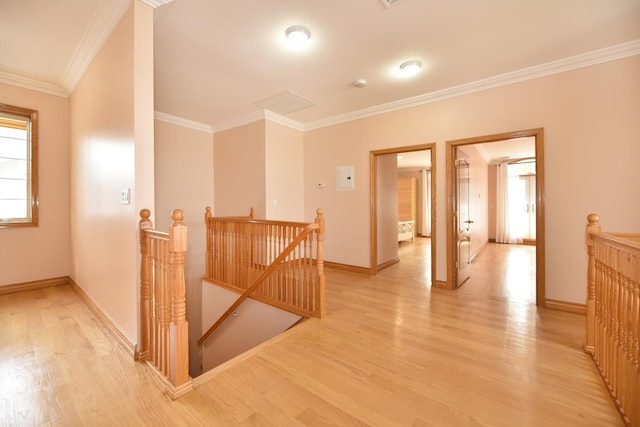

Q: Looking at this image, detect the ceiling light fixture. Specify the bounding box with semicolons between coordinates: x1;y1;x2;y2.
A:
285;25;311;48
353;79;367;88
399;60;422;77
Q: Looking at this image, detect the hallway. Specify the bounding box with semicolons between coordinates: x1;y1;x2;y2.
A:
389;238;536;305
0;247;622;425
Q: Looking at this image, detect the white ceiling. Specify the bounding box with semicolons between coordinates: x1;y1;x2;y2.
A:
1;0;639;133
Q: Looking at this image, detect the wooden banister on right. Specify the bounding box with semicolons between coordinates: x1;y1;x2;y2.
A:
585;214;640;427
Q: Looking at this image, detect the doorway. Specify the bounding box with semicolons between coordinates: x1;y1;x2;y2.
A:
446;128;545;306
370;144;436;281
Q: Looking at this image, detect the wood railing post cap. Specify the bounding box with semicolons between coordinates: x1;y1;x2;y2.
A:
587;213;600;224
140;209;151;220
172;209;185;224
316;208;323;216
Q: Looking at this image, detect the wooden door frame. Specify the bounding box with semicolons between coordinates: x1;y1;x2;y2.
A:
370;143;436;280
445;128;546;306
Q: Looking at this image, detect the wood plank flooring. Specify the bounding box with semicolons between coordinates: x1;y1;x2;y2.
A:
0;240;623;426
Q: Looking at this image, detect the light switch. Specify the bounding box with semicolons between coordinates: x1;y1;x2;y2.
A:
120;188;130;205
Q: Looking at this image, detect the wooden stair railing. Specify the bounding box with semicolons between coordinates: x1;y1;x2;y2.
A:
198;208;326;346
138;209;192;400
204;206;254;278
585;214;640;427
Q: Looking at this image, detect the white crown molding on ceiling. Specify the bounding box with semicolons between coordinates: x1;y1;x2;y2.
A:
155;109;303;134
60;0;131;95
0;70;67;97
304;39;640;131
1;16;637;132
154;111;214;134
159;39;640;134
209;109;305;133
0;0;171;96
379;0;406;8
263;110;305;132
140;0;174;8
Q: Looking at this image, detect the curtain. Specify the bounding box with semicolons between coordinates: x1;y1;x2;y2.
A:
420;170;431;236
496;162;523;244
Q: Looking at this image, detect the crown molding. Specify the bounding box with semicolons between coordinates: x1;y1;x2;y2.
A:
0;70;66;97
157;109;305;134
160;36;638;134
211;110;265;133
304;39;640;131
140;0;174;8
59;0;131;95
154;111;214;134
263;110;305;132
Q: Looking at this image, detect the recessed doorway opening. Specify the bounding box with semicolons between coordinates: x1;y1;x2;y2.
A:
445;128;545;306
370;143;436;284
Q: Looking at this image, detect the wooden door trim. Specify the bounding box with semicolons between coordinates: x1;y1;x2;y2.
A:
445;129;545;305
370;143;436;281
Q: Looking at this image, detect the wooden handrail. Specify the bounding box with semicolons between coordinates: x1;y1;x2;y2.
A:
198;221;320;346
138;209;192;400
585;213;640;427
205;206;254;279
203;207;326;317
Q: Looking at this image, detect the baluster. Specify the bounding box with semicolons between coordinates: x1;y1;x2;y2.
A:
618;252;629;419
585;213;600;354
607;244;616;396
315;208;326;317
168;209;190;389
151;237;160;367
161;239;171;376
138;209;153;361
631;255;639;426
205;207;212;278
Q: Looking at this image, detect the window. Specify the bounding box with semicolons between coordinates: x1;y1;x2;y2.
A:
0;103;38;227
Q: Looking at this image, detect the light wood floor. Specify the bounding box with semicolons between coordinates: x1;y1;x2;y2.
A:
0;241;623;426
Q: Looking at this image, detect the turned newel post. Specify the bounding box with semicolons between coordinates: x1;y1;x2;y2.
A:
138;209;153;361
168;209;190;388
315;208;327;318
585;213;601;355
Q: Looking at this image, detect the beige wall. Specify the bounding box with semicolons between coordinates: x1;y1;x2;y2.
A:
213;120;305;221
214;120;266;217
303;55;640;303
69;2;154;342
377;153;399;265
0;83;70;286
154;118;214;377
201;281;301;371
303;123;372;267
265;121;304;221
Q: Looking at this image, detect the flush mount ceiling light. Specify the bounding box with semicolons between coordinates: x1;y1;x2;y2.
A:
285;25;311;48
399;60;422;77
353;79;367;88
